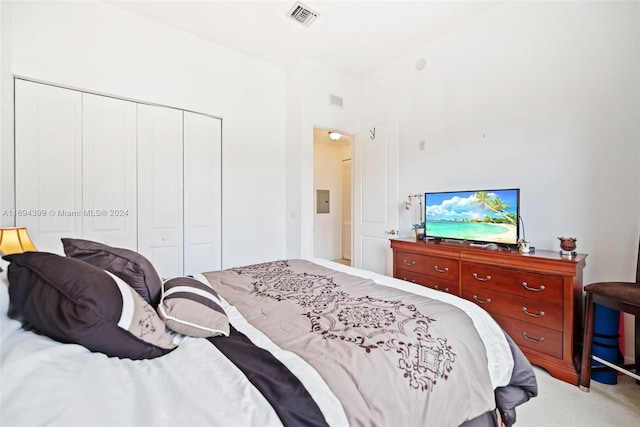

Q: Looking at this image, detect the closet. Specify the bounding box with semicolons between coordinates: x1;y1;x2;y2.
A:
14;79;222;278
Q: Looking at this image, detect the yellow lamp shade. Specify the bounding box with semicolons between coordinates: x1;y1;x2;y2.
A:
0;227;38;255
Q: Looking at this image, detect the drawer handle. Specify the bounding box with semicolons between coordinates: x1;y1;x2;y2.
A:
521;282;546;292
403;259;417;266
401;277;417;284
522;332;545;343
434;285;450;293
472;273;492;282
472;295;492;304
434;265;449;273
522;307;545;317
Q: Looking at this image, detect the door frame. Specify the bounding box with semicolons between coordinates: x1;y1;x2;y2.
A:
309;126;354;262
305;122;399;274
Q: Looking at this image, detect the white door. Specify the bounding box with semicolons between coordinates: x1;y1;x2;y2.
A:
183;112;222;275
353;123;399;275
137;104;184;278
82;93;137;250
14;79;82;254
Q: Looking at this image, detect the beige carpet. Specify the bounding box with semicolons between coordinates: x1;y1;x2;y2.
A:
516;366;639;426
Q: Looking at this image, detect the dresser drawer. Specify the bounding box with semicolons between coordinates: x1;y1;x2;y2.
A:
462;284;563;331
395;251;458;282
461;262;563;302
493;313;563;359
396;269;458;294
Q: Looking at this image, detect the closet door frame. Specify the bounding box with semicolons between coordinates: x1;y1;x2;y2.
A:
13;78;223;274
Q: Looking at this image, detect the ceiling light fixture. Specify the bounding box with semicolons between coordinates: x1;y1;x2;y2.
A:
329;132;341;141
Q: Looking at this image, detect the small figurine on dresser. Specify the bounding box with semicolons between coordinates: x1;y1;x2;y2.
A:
558;237;577;256
518;239;531;253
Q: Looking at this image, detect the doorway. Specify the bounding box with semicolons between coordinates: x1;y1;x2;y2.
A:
312;128;353;265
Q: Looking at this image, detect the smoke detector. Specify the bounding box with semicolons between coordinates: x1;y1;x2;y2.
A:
287;2;319;27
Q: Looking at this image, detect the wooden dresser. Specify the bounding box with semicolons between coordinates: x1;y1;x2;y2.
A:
390;238;587;385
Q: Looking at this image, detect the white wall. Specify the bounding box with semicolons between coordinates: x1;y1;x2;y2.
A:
361;0;640;359
363;0;639;282
2;1;287;267
285;58;360;259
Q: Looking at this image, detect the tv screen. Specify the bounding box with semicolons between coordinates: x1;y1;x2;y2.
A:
424;188;520;246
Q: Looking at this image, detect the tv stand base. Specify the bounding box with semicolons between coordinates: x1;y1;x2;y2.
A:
469;242;497;249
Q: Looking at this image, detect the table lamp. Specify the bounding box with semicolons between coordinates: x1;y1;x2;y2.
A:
0;227;38;255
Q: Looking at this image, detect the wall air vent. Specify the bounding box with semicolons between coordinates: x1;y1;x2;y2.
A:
287;2;319;27
329;93;343;108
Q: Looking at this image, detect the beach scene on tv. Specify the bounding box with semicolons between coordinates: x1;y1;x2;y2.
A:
425;189;519;245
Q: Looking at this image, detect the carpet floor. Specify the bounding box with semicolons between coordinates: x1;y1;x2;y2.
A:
516;366;639;426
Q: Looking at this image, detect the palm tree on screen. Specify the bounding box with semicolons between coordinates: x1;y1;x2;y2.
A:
472;192;516;225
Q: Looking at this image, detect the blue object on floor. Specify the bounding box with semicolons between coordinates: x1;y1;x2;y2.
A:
591;303;621;384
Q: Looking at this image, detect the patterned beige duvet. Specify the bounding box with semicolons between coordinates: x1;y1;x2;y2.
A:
205;259;504;426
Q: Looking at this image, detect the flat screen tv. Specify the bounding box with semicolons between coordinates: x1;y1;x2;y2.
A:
424;188;520;246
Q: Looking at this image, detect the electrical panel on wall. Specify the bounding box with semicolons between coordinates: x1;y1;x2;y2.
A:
316;189;330;214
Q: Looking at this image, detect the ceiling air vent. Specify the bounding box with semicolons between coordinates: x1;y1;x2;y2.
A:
287;2;319;27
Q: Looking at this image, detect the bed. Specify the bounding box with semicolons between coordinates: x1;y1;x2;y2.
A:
1;240;537;427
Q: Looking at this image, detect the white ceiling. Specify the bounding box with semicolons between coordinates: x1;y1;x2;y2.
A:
109;1;501;78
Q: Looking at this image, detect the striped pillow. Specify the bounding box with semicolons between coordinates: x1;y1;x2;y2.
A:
158;276;230;338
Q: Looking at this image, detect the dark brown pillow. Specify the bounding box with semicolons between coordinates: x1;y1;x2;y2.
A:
4;252;175;359
62;238;162;306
